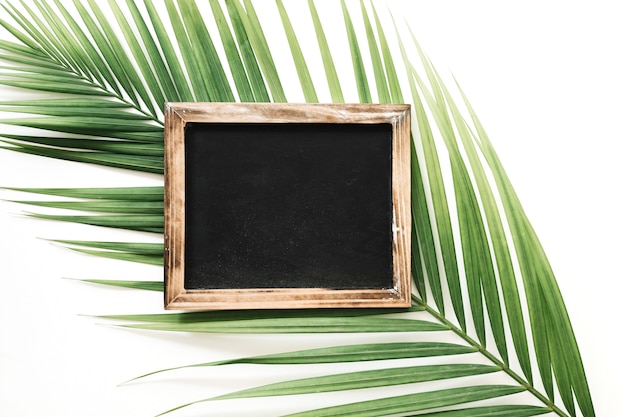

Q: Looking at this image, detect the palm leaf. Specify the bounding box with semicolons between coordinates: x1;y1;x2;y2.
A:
53;240;163;254
341;0;371;103
140;0;193;101
307;0;343;103
457;82;595;416
159;364;500;415
102;306;424;324
3;186;164;200
276;0;318;102
236;0;286;102
0;1;595;416
119;317;446;334
282;385;526;417
27;212;163;233
126;341;476;382
0;141;164;173
61;246;163;266
11;199;163;214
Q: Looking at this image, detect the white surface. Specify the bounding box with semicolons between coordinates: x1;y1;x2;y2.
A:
1;1;624;416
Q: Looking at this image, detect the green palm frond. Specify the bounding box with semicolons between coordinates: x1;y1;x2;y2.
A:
77;278;163;291
0;1;595;417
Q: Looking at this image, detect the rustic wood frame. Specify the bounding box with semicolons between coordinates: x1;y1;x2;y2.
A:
164;103;411;310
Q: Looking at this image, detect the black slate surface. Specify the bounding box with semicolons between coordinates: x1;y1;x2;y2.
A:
184;122;393;290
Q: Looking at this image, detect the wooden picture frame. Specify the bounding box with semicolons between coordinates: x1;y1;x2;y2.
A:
164;103;411;310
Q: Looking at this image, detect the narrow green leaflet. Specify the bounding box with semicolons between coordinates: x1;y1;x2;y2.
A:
434;70;532;380
224;0;270;102
127;341;476;382
0;105;155;120
407;405;551;417
0;50;66;71
0;135;163;156
71;0;140;106
371;4;403;103
176;0;235;102
410;210;427;298
0;14;42;51
276;0;318;102
64;248;162;266
78;279;162;292
233;0;286;102
27;213;164;233
51;0;121;96
163;0;208;101
0;72;112;96
53;240;163;255
458;82;596;417
0;38;42;57
410;144;441;305
360;0;389;103
10;200;162;214
40;0;107;87
395;24;465;327
159;364;499;415
2;2;70;71
107;0;166;114
1;142;163;173
307;0;344;102
119;317;446;334
85;0;156;116
369;9;443;307
142;0;194;101
366;5;437;306
409;61;488;346
10;1;75;72
0;98;135;108
410;68;463;321
0;116;162;141
208;0;255;102
55;241;162;266
283;385;525;417
34;1;95;82
341;0;371;103
408;37;507;357
103;307;424;325
3;186;164;201
214;364;498;399
122;0;178;102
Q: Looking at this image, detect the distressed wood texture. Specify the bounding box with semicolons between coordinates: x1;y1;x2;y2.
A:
164;103;411;310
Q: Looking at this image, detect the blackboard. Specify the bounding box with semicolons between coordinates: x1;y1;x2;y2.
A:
164;103;411;310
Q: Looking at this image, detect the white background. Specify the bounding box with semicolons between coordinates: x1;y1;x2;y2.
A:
0;1;624;416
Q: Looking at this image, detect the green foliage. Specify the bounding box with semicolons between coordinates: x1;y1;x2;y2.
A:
0;1;594;416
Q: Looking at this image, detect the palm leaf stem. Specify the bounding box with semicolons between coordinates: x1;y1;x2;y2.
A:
414;296;569;417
